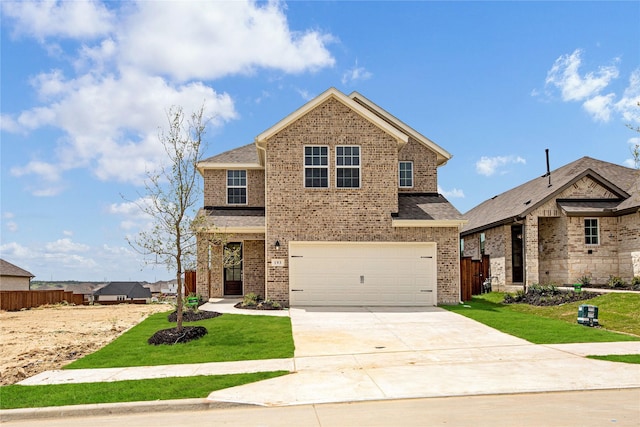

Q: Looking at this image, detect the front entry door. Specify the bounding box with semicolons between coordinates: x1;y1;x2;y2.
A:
224;243;243;296
511;225;524;283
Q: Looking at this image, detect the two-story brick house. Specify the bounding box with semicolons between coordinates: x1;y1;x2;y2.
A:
195;88;465;306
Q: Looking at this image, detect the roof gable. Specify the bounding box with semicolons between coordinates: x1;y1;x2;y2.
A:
462;156;640;235
0;259;34;278
349;92;452;166
197;143;262;174
255;87;409;147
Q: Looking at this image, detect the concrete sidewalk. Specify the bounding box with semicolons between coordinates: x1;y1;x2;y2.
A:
11;299;640;408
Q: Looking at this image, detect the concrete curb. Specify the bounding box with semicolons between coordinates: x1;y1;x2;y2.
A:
0;398;249;422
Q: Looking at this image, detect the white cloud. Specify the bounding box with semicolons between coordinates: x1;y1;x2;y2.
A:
476;155;526;177
541;49;640;124
438;185;464;199
118;1;335;81
582;94;615;122
1;0;115;40
545;49;619;102
341;60;372;85
0;242;32;259
6;222;18;232
45;238;90;253
109;197;154;230
3;0;336;194
615;69;640;125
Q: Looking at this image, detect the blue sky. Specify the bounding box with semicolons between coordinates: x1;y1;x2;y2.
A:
1;1;639;282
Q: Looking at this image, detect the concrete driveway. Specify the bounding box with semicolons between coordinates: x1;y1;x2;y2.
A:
207;305;640;406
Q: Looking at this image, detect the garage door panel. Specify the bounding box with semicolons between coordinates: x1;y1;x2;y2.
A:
289;242;437;306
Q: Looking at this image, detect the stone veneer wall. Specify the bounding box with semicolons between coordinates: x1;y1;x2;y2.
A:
203;169;265;207
461;226;510;290
618;212;640;279
263;98;460;305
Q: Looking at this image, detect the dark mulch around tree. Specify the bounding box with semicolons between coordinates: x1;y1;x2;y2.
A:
148;326;208;345
167;310;222;322
234;301;284;311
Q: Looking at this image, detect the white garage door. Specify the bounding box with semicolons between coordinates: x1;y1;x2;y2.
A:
289;242;437;306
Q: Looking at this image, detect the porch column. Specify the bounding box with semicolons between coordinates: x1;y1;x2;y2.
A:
524;214;539;288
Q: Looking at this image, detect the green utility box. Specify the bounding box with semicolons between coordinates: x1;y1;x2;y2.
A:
577;304;599;327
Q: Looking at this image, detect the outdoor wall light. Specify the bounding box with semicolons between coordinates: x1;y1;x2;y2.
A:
275;240;281;250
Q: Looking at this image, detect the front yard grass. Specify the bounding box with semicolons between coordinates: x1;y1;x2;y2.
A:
443;293;640;344
0;371;288;409
587;354;640;364
66;311;294;369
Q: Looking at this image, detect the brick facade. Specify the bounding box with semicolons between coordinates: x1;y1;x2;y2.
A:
203;169;265;207
196;89;462;305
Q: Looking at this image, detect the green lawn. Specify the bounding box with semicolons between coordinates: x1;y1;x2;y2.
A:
66;311;294;369
443;293;640;344
587;354;640;364
0;372;288;409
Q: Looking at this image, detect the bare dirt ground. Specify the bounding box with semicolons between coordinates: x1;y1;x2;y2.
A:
0;304;170;386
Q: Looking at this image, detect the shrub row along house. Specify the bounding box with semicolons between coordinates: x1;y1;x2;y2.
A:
461;156;640;291
195;88;466;307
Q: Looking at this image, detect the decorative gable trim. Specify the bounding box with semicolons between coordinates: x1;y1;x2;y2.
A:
349;91;452;166
255;87;409;147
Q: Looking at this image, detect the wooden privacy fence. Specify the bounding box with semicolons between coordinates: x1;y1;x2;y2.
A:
460;255;490;301
185;270;196;295
0;290;84;311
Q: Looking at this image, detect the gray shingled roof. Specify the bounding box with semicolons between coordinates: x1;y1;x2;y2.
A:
0;259;34;278
201;143;259;164
396;194;464;221
93;282;151;299
198;207;266;230
462;156;640;235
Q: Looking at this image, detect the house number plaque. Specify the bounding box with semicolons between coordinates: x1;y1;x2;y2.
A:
271;259;285;267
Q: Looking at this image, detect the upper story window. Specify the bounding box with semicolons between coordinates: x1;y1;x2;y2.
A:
399;161;413;188
227;170;247;204
304;146;329;188
336;146;360;188
585;218;599;245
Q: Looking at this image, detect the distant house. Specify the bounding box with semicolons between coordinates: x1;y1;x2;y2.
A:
461;157;640;291
0;259;35;291
93;281;152;304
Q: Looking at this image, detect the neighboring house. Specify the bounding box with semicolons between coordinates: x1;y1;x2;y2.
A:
195;88;466;307
0;259;34;291
93;281;152;304
461;156;640;291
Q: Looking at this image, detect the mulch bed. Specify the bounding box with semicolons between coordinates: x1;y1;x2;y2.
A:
147;326;208;345
234;301;284;311
503;290;598;306
167;310;222;322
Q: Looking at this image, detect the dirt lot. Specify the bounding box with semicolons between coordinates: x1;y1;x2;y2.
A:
0;304;170;386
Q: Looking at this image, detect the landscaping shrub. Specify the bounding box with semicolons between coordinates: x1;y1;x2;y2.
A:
503;283;598;306
607;275;627;289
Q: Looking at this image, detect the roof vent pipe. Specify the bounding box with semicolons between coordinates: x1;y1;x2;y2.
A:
545;149;552;187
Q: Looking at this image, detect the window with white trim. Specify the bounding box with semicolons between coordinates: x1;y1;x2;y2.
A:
399;161;413;188
304;146;329;188
584;218;599;245
227;170;247;204
336;146;360;188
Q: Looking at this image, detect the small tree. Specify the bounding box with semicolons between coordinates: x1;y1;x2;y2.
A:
129;105;207;331
626;101;640;169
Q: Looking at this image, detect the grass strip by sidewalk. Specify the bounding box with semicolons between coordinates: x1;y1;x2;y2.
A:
587;354;640;364
443;293;640;344
0;371;288;409
66;312;294;369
